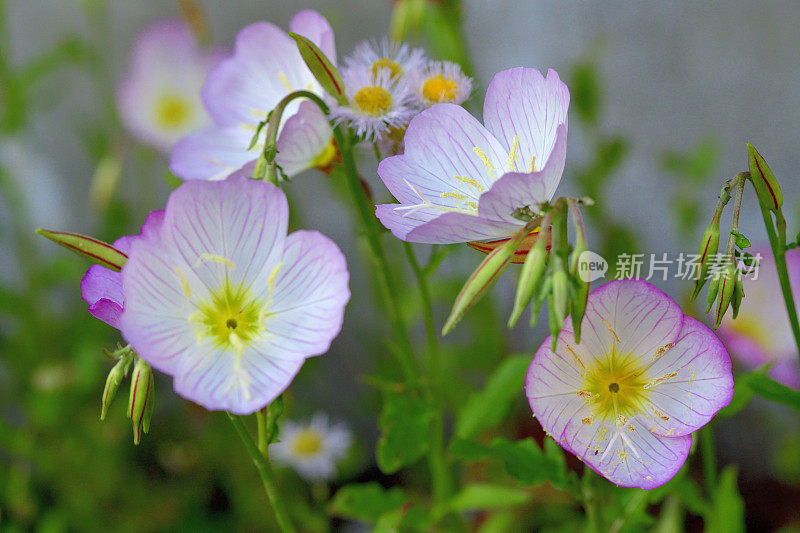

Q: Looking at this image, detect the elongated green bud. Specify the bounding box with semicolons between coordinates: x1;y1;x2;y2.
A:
289;32;346;105
443;227;529;335
36;229;128;271
705;273;721;314
128;357;154;445
731;268;745;319
508;223;551;328
690;213;721;301
530;277;552;328
713;263;738;329
100;352;133;421
747;142;783;213
550;270;572;351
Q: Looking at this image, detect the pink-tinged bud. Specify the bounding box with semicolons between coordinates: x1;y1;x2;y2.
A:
731;268;745;319
747;142;783;213
128;357;154;445
289;32;346;105
690;214;721;301
36;229;128;271
443;226;529;335
713;263;738;329
100;351;134;421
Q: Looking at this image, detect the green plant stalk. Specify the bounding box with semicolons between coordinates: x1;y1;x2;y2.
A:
582;469;602;533
228;413;296;533
257;408;268;455
700;425;717;496
759;204;800;361
725;174;746;255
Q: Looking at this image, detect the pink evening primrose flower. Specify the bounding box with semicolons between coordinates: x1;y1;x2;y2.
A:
80;210;164;329
170;10;338;181
119;176;350;414
717;246;800;389
375;67;569;244
117;20;224;154
526;279;734;489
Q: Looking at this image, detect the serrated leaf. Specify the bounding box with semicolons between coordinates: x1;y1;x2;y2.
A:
705;467;745;533
328;483;408;523
455;354;530;439
443;483;529;514
376;390;433;473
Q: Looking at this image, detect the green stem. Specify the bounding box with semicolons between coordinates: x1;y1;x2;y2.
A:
582;469;602;533
228;413;296;533
759;204;800;360
257;408;268;455
700;425;717;496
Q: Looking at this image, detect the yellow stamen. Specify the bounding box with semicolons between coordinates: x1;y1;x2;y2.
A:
371;58;402;79
278;71;292;92
454;175;485;192
644;371;678;390
440;191;468;200
508;135;520;171
194;254;235;270
473;146;494;177
175;268;192;299
353;86;393;116
422;74;458;103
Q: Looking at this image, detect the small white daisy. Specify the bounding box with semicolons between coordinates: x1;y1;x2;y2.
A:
344;38;426;81
411;60;473;107
270;413;352;481
331;67;417;141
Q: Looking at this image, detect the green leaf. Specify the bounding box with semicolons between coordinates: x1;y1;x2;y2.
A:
730;230;751;250
455;354;530;439
443;483;529;514
328;483;408;523
746;372;800;410
376;390;434;473
288;32;346;104
374;504;429;533
705;466;745;533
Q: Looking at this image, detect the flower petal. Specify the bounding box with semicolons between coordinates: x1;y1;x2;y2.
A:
257;229;350;359
275;100;334;177
639;316;733;436
477;125;567;222
201;22;312;127
169;125;256;181
483;68;569;174
288;9;337;64
81;265;124;328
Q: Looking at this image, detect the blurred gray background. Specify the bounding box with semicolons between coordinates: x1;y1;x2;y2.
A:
3;0;799;479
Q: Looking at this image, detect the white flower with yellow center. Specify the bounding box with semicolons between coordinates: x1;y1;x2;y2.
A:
120;176;350;414
117;19;223;154
344;38;426;82
270;413;352;481
331;67;417;141
412;60;473;107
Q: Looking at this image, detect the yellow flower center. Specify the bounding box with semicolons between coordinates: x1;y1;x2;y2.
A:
371;58;402;79
190;279;269;354
422;74;458;103
154;94;192;129
353;86;393;116
292;429;323;457
581;347;651;424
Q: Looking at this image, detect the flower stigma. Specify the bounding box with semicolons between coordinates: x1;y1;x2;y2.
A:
353;86;393;116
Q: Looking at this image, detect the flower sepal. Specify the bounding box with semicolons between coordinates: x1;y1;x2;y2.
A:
128;356;154;445
289;31;346;104
36;228;128;271
467;229;549;264
101;345;135;421
747;142;783;213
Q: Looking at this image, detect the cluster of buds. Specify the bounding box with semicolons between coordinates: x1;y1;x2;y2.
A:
692;143;784;327
101;345;155;445
442;197;593;345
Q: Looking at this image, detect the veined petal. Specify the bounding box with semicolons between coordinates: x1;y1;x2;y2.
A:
161;176;288;291
202;22;313;127
81;265;124;329
477;125;567;222
639;316;733;436
405;210;521;244
257;230;350;359
483;67;569;174
275;100;334;177
288;9;337;64
169;125;256;181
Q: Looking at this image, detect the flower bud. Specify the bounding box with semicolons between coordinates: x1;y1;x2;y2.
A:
508;227;550;328
747;142;783;213
713;263;738;329
705;273;721;315
569;244;590;344
550;269;572;350
36;229;128;271
289;32;346;105
690;215;721;301
443;226;529;335
731;268;745;319
100;353;133;421
128;357;154;445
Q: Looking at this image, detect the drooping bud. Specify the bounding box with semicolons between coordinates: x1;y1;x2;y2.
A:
747;142;783;213
100;350;134;421
731;268;745;319
289;32;347;105
705;273;721;315
713;262;738;329
443;225;530;335
550;269;572;350
36;229;128;271
508;214;553;328
690;213;721;301
128;357;154;445
567;199;590;343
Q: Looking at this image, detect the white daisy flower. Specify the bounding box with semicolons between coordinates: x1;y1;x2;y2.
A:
270;413;352;481
411;60;473;107
331;67;417;141
344;38;426;81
